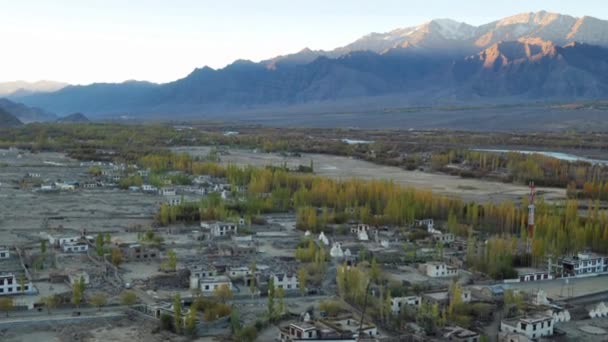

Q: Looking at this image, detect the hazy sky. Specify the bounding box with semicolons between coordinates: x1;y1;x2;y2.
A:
2;0;606;85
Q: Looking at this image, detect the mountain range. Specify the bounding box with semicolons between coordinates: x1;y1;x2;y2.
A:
14;11;608;120
0;81;67;97
0;108;23;127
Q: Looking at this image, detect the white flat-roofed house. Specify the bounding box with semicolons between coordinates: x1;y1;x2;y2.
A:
552;251;608;277
189;265;219;289
227;266;252;279
432;232;455;245
62;241;89;253
0;273;34;296
199;275;233;294
424;262;458;278
279;322;318;341
142;184;158;193
210;222;238;238
500;314;554;340
391;296;422;314
158;188;176;196
166;196;182;206
45;234;89;248
271;273;299;291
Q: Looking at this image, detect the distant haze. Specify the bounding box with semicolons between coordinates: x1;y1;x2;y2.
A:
2;0;608;85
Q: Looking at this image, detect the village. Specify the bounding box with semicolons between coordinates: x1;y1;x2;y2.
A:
2;147;608;342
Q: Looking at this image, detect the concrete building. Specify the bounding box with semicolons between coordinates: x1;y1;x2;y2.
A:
423;262;458;278
443;326;480;342
510;268;553;283
158;188;176;196
0;273;34;296
118;243;159;262
272;273;299;291
204;222;238;238
433;232;455;244
142;184;158;193
227;266;253;279
62;241;89;253
500;314;554;340
166;196;182;206
279;322;318;341
391;296;421;314
199;276;233;294
551;251;608;277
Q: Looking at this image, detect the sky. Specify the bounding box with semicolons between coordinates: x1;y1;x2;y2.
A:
1;0;607;85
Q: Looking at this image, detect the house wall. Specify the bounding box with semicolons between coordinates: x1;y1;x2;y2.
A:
500;318;554;340
0;274;34;296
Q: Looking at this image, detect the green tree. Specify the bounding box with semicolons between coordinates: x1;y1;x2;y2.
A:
277;287;285;317
298;267;307;295
120;290;138;306
162;249;177;272
95;233;105;257
71;276;85;307
0;297;14;317
42;295;59;315
40;240;47;254
267;277;275;320
111;248;123;267
237;325;258;342
18;275;27;292
185;302;198;336
90;293;107;311
173;293;182;334
213;284;233;303
230;307;242;334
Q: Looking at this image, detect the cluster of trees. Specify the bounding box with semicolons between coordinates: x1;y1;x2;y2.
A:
431;149;608;189
146;151;608;274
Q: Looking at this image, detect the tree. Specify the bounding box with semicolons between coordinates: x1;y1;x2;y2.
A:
120;290;138;306
185;302;198;336
173;293;182;334
277;287;285;317
95;233;105;257
238;325;258;342
160;313;173;331
213;284;234;303
230;307;242;334
111;248;123;267
297;267;307;295
40;240;47;254
42;295;59;314
0;297;14;317
370;258;382;283
18;275;27;292
319;300;342;317
72;277;85;307
90;293;107;311
267;277;275;320
162;249;177;272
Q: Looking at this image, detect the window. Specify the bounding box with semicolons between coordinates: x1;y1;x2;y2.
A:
533;324;537;331
205;285;209;290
